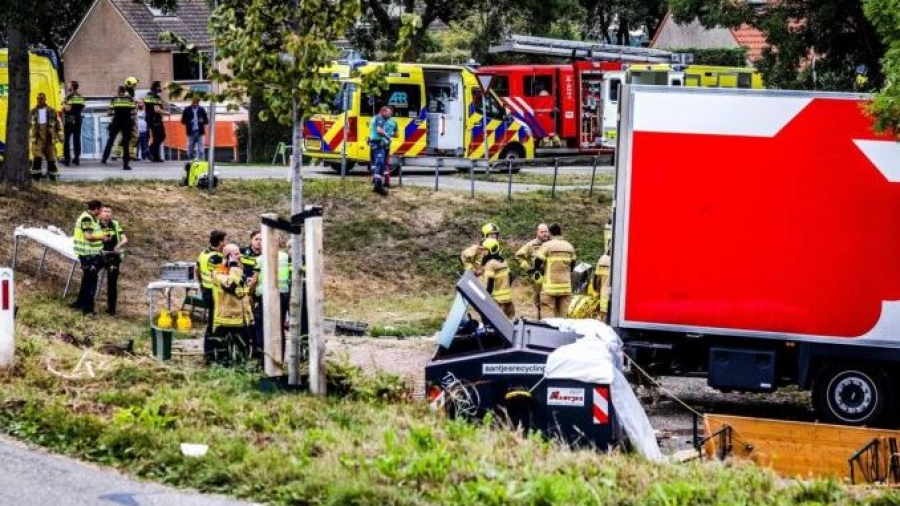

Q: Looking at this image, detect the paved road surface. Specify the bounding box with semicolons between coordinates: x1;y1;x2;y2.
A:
54;161;614;195
0;435;259;506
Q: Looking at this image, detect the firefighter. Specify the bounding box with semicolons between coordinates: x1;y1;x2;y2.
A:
461;222;500;275
481;237;515;319
532;223;576;318
197;230;227;339
101;85;136;170
515;223;550;318
29;92;63;181
369;106;396;195
209;244;254;365
62;81;86;166
144;80;168;162
70;200;105;316
98;206;128;316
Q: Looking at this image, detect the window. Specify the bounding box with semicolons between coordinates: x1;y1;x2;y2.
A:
490;75;510;97
737;73;753;89
524;75;553;97
146;5;175;17
172;52;211;82
360;83;422;118
608;78;621;102
472;88;506;120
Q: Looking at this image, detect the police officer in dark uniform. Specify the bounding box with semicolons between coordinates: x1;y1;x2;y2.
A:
143;81;168;162
98;206;128;316
62;81;86;166
101;85;136;170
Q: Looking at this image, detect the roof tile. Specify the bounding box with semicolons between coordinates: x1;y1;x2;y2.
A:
111;0;211;51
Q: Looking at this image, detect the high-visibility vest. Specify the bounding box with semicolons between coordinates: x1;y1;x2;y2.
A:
536;238;576;296
482;257;512;303
256;251;292;296
197;248;223;289
72;211;102;257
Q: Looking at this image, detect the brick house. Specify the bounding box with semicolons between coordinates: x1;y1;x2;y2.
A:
62;0;213;98
650;11;768;63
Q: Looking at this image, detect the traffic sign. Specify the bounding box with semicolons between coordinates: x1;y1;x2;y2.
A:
0;268;14;367
477;74;493;91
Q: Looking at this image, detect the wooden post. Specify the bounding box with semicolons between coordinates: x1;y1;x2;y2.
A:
305;212;326;395
260;213;282;377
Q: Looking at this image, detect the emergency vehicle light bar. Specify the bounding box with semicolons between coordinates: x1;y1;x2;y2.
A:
489;35;672;64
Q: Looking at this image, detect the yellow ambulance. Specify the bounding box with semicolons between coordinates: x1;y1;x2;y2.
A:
0;49;63;155
304;62;535;172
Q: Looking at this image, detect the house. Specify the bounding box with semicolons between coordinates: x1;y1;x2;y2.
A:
650;12;768;63
61;0;213;98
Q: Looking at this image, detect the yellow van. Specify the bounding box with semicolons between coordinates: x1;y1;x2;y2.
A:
304;63;535;172
0;49;63;155
626;63;764;89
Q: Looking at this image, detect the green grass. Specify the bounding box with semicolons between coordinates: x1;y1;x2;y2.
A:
4;300;897;506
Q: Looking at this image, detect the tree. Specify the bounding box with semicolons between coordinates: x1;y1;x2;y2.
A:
667;0;885;91
863;0;900;134
579;0;667;46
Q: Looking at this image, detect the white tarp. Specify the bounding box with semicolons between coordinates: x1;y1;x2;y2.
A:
542;318;664;462
13;226;76;260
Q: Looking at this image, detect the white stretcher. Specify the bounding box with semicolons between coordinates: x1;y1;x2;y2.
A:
11;225;110;298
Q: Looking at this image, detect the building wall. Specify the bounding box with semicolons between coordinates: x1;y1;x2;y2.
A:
652;18;739;51
62;0;154;97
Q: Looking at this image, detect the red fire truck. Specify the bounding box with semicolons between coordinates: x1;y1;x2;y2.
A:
477;61;625;154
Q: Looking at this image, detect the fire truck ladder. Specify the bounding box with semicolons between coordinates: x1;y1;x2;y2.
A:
489;34;673;63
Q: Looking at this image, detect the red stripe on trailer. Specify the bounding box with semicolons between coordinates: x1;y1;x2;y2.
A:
592;386;609;424
1;280;8;311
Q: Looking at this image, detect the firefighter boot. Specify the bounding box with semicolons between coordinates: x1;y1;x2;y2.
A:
47;161;59;182
30;158;44;181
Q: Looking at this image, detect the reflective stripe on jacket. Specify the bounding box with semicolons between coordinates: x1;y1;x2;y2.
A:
482;257;512;303
535;237;576;296
212;266;254;330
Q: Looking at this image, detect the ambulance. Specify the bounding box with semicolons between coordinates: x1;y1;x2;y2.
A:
0;49;63;155
303;63;535;172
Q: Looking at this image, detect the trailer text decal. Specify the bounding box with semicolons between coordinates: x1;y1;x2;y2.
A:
482;363;545;375
547;387;585;406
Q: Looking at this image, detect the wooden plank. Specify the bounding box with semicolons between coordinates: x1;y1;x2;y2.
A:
703;414;900;480
305;215;326;395
260;214;282;377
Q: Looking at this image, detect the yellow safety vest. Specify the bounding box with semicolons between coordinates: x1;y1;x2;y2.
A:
197;248;223;289
256;251;292;296
72;211;102;257
536;238;576;296
482;258;512;304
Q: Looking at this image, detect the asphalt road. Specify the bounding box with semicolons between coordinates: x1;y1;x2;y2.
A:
53;160;614;195
0;435;259;506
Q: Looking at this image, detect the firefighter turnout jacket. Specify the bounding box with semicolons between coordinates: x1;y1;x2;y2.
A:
212;265;254;331
534;237;577;296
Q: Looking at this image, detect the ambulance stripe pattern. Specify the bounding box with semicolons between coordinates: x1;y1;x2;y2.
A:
592;386;609;424
503;97;547;138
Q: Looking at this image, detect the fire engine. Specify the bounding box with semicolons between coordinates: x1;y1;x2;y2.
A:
480;35;764;153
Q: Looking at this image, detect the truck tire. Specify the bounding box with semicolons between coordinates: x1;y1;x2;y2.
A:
326;161;355;173
498;145;524;174
813;364;891;426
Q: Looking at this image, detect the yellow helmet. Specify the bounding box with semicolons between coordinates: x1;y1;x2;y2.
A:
481;222;500;238
482;237;500;255
124;76;139;87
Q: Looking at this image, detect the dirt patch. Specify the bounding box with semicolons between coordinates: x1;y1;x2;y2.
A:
327;337;434;397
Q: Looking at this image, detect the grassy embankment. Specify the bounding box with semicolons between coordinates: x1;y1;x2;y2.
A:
1;180;897;505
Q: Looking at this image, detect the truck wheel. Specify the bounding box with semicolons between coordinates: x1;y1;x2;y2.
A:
498;145;524;174
813;364;891;426
326;161;355;173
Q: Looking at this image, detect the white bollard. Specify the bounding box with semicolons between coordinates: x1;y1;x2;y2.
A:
0;268;15;367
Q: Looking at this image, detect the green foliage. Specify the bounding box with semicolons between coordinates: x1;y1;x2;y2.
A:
863;0;900;135
669;47;748;67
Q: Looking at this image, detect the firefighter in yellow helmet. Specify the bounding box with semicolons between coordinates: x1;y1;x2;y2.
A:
209;243;254;365
481;237;515;319
460;222;499;275
532;223;576;318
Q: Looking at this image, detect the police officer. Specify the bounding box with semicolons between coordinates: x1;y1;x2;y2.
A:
101;85;136;170
70;200;105;316
98;206;128;316
62;81;86;166
197;230;227;337
533;223;577;318
369;106;396;195
29;92;63;181
144;80;168;162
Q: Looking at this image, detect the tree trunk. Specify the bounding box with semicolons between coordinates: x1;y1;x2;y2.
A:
1;25;31;188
